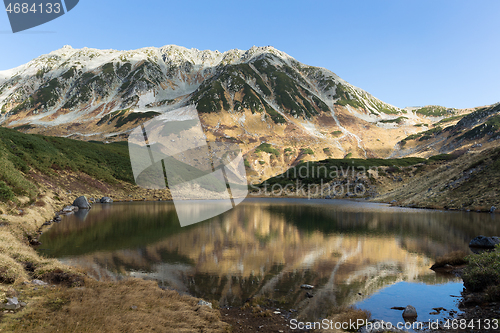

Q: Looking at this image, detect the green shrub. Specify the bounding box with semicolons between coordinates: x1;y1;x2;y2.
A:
427;154;456;163
462;247;500;292
379;117;408;124
415;105;451;117
302;148;314;155
0;181;15;202
255;143;280;157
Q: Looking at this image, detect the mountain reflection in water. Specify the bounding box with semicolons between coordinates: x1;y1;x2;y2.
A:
39;198;500;321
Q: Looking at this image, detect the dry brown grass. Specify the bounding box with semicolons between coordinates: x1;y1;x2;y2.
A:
1;278;229;333
430;250;469;270
0;173;217;332
335;308;371;332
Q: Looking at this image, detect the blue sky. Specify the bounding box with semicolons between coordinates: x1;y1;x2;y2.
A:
1;0;499;109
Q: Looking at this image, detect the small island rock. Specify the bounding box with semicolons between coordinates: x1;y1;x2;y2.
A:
402;305;418;318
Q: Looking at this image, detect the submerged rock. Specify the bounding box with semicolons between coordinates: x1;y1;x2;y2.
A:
73;196;91;209
469;235;500;248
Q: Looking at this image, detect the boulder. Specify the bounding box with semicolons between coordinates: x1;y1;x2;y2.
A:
32;279;48;286
3;297;20;310
73;196;91;209
469;235;500;248
100;197;113;203
402;305;417;319
197;300;212;308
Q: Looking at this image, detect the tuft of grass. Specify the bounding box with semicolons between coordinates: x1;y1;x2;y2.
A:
327;307;371;332
0;253;28;284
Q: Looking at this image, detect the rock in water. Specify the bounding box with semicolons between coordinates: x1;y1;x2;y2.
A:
73;196;91;209
402;305;417;319
469;235;500;248
100;197;113;203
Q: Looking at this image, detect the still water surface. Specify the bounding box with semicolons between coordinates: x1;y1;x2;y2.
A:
38;198;500;325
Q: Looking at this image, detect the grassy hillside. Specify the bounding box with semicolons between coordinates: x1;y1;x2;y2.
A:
0;127;134;203
377;146;500;211
259;155;445;187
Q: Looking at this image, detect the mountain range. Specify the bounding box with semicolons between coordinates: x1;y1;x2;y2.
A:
0;45;498;182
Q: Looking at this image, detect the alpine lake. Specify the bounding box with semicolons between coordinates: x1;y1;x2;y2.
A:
37;198;500;327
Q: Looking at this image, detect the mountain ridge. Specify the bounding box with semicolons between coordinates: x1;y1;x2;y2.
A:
0;45;496;183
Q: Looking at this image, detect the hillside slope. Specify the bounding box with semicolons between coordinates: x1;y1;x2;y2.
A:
393;103;500;158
